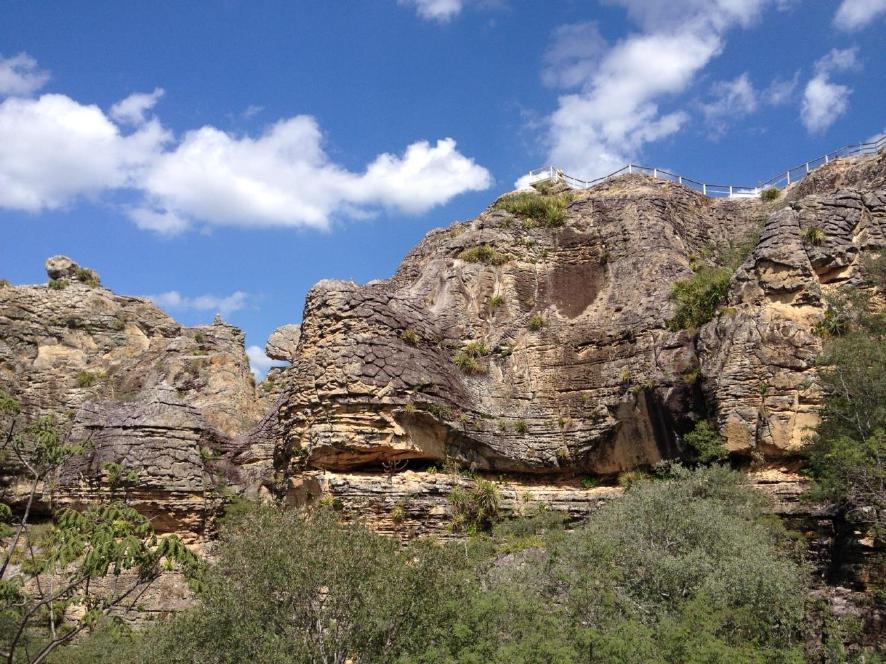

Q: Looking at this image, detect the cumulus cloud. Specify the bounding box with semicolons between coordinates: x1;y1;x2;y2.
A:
0;94;169;211
541;23;607;89
110;87;165;126
834;0;886;30
246;345;287;379
147;290;249;317
526;0;779;182
699;71;796;136
0;53;49;96
400;0;464;22
133;119;491;233
801;48;859;134
701;73;758;122
0;55;491;233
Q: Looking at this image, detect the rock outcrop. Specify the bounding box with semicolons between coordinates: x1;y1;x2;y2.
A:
268;175;763;478
699;152;885;456
0;258;260;536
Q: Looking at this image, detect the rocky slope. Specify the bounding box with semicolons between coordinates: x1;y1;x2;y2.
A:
1;151;883;554
0;257;259;536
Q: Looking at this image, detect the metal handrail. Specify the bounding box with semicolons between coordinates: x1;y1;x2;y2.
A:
524;134;886;199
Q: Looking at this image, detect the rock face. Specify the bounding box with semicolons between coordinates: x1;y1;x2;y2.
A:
699;151;885;456
0;258;260;535
269;174;764;478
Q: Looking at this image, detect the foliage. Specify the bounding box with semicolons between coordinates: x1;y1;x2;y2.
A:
668;266;733;330
489;294;504;309
75;371;98;388
450;479;501;533
0;280;10;289
47;279;68;291
457;244;508;266
803;226;826;247
400;328;419;346
683;420;728;464
57;468;812;664
453;340;489;375
493;190;573;228
760;187;780;201
74;268;100;288
133;506;476;664
805;280;885;539
527;313;545;331
552;466;808;657
0;406;200;663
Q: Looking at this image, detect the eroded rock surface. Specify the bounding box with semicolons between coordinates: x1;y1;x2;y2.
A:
699;151;885;456
0;258;260;536
269;174;764;477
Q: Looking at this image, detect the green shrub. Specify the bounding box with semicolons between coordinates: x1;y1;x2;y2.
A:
454;341;489;375
803;226;826;246
75;267;101;287
760;187;780;201
668;266;733;330
48;278;68;290
580;476;600;489
514;419;528;434
0;279;10;288
494;190;573;228
489;294;504;309
617;470;650;488
76;370;98;388
683;420;728;464
401;328;420;345
458;244;508;266
527;313;545;331
451;478;501;532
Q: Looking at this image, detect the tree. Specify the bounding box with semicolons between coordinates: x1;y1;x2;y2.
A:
0;392;200;663
805;258;885;539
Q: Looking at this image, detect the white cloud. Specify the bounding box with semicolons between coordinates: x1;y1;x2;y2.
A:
0;94;169;211
801;77;851;134
834;0;886;30
698;71;796;136
136;119;491;232
541;23;607;89
801;48;859;134
246;345;287;379
701;73;758;122
814;47;860;75
0;57;491;233
148;290;249;317
528;1;779;182
110;87;164;126
400;0;464;22
0;53;49;97
762;73;799;105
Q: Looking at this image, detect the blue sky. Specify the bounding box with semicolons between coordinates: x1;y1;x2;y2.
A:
1;0;884;375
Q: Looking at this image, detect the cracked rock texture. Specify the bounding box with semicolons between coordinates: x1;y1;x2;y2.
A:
269;174;765;476
0;258;260;535
699;151;885;456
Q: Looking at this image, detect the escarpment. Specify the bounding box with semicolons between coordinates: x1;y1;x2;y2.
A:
271;175;766;480
1;151;883;555
0;257;260;537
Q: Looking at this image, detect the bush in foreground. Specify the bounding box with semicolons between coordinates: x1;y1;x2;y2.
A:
57;466;814;664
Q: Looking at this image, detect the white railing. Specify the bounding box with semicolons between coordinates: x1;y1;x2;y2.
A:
524;134;886;199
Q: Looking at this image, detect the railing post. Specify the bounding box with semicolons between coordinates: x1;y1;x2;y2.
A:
678;176;682;184
703;183;707;196
628;164;632;174
729;185;733;197
653;168;657;179
805;162;810;174
824;154;829;164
